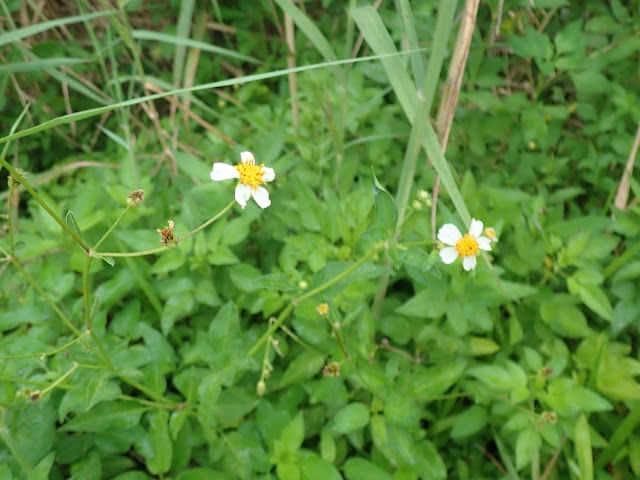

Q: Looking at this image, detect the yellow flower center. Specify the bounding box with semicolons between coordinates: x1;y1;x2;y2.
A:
455;234;479;257
235;160;266;190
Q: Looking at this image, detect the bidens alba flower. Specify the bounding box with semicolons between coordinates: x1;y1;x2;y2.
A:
210;151;275;209
437;218;492;271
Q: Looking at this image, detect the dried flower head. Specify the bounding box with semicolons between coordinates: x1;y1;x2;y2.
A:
127;189;145;206
538;366;554;379
156;220;177;247
539;411;558;425
322;361;341;377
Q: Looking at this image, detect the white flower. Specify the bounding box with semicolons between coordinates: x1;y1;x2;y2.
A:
437;218;492;271
210;151;275;209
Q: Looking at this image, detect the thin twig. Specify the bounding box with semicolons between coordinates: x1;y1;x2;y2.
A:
431;0;480;239
613;120;640;213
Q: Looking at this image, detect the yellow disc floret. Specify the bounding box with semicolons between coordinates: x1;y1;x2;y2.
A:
235;159;266;190
455;234;479;257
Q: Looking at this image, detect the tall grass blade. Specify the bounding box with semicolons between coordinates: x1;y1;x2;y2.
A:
0;52;412;146
351;5;471;227
132;30;258;63
273;0;337;62
0;10;117;47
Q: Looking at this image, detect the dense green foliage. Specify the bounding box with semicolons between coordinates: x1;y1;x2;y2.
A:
1;1;640;479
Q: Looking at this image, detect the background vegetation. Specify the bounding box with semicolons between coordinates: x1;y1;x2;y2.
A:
1;0;640;479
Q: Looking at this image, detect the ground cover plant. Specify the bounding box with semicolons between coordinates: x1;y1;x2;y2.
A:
1;0;640;479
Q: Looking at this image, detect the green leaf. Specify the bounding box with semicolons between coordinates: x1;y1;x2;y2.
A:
145;410;172;475
540;302;592;338
467;365;514;391
383;392;420;428
150;250;186;274
515;426;541;470
541;378;612;416
70;450;101;480
469;337;501;356
65;211;84;243
371;170;397;232
299;453;342;480
61;401;147;432
575;282;614;322
27;452;55;480
342;457;393;480
450;406;488;439
279;352;326;389
409;361;467;400
575;414;594;480
332;403;370;435
281;412;305;452
59;371;122;421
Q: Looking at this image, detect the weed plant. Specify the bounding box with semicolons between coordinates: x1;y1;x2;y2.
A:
1;1;640;479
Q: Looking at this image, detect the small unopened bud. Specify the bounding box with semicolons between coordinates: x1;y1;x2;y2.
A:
256;380;267;396
127;189;145;206
156;220;177;247
539;366;553;379
484;227;498;242
322;361;340;377
539;411;557;425
8;168;26;189
316;303;329;316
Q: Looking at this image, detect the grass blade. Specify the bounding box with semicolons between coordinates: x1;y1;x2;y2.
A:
0;58;88;74
0;10;117;47
351;5;471;226
0;52;412;146
131;30;259;63
273;0;337;62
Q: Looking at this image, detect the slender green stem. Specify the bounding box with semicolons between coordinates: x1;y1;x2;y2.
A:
99;246;168;258
93;204;131;251
248;244;384;356
0;334;85;360
83;255;92;328
89;330;114;370
6;188;15;253
325;316;348;359
40;362;79;397
0;158;89;251
176;200;235;242
97;201;235;257
116;372;178;406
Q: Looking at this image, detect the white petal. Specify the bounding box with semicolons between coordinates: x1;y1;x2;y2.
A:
210;163;239;181
463;255;477;271
240;151;255;163
437;224;462;246
261;166;275;183
477;236;492;251
251;186;271;209
469;218;484;237
235;184;252;209
439;247;459;264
